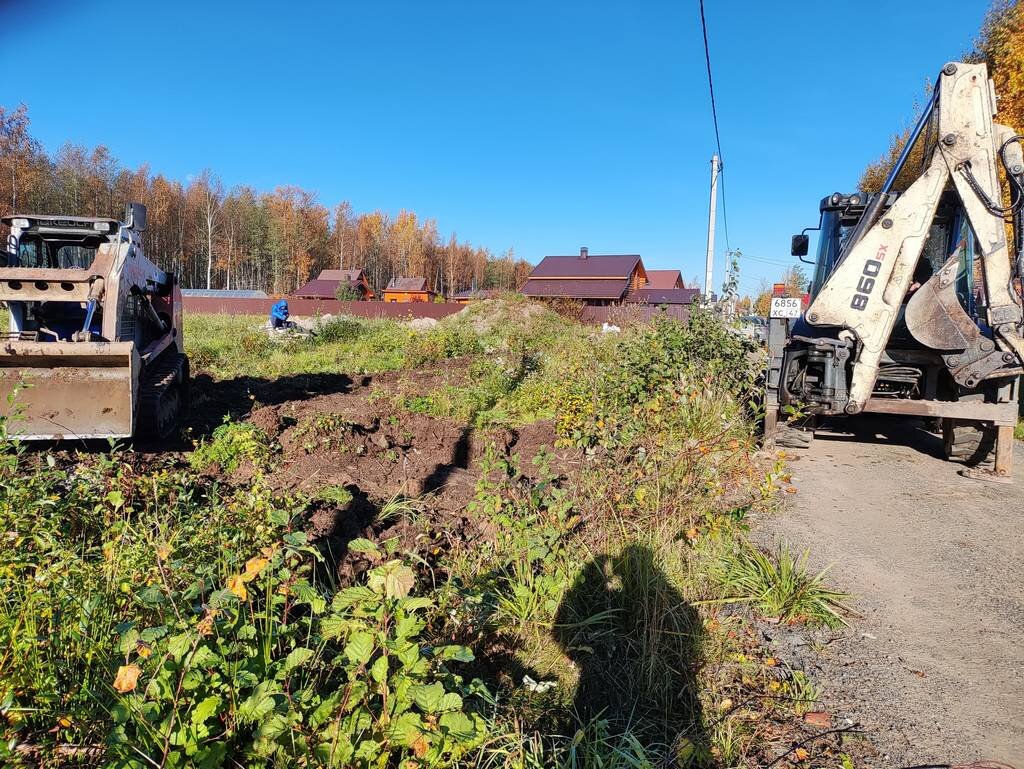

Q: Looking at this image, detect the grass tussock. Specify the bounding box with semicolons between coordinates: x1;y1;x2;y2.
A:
712;540;852;628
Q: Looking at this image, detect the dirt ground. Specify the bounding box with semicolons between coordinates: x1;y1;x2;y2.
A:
184;361;577;587
762;416;1024;766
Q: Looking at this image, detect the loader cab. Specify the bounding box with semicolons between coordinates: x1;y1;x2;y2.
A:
1;215;119;342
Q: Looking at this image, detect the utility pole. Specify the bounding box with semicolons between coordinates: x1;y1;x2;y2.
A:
704;154;721;300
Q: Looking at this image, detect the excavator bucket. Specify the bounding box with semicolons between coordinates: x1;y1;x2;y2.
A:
0;341;139;440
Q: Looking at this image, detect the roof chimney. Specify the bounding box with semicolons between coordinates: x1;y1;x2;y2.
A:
580;246;588;259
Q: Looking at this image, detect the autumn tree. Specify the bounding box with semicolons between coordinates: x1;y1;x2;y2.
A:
187;170;223;289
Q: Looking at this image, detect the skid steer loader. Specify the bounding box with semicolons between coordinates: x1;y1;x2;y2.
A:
765;62;1024;481
0;203;189;442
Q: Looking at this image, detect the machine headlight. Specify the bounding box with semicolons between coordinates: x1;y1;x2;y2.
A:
93;222;111;232
11;218;29;229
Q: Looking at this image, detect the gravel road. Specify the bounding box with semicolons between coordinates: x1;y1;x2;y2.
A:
761;416;1024;766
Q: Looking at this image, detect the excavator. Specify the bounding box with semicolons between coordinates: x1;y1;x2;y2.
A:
765;61;1024;481
0;203;189;442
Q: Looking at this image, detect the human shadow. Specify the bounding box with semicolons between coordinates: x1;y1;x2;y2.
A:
552;545;707;755
422;427;472;494
187;371;358;438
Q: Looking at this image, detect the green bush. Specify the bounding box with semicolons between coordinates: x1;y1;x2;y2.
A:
109;540;485;767
405;326;483;367
316;316;364;344
190;420;273;474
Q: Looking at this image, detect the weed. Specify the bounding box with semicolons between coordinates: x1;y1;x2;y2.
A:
294;411;354;453
316;316;363;343
317;484;354;506
713;540;851;627
780;669;820;716
190;419;273;473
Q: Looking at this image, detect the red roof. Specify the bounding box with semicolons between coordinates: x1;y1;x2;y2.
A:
386;276;431;292
627;288;700;305
529;254;642;279
521;278;630;299
293;279;342;299
646;270;684;289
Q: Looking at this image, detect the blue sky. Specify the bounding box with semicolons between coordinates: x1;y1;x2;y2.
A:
2;0;989;294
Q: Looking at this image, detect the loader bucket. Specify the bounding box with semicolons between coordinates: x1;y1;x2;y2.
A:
0;341;139;440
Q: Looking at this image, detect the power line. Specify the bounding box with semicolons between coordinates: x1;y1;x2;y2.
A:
698;0;729;251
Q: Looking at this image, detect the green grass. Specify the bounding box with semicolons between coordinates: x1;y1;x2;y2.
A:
184;313;413;379
710;540;852;628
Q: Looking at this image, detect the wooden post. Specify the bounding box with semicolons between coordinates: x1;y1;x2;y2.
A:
995;424;1014;479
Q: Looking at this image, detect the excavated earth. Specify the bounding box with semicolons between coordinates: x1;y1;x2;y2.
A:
184;359;578;584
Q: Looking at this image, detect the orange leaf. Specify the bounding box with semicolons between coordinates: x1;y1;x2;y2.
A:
411;735;431;758
113;663;142;693
227;574;248;601
794;747;809;761
243;555;269;581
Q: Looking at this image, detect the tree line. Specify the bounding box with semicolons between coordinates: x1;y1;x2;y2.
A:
0;105;532;296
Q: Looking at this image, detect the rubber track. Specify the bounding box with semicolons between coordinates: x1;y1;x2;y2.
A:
138;352;188;440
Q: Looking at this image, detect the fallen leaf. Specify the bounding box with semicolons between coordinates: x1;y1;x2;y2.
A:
197;614;215;636
794;747;810;761
785;486;798;494
717;698;733;711
136;641;152;659
912;669;926;678
227;574;248;601
685;527;699;542
764;657;778;667
156;544;171;561
804;711;831;728
113;663;142;693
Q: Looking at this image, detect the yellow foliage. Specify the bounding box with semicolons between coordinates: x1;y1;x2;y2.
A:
112;663;142;694
227;573;248;601
979;0;1024;133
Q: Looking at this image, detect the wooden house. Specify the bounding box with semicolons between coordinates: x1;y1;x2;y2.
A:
382;277;436;303
520;247;648;306
645;270;686;290
294;269;374;300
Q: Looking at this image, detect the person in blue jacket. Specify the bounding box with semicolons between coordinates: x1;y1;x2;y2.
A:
269;298;290;329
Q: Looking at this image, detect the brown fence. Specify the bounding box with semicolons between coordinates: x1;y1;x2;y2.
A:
182;296;466;320
580;304;691;325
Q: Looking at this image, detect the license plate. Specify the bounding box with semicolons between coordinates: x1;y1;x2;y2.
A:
770;297;801;318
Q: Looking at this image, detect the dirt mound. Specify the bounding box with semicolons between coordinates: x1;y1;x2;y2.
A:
446;296;559;336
